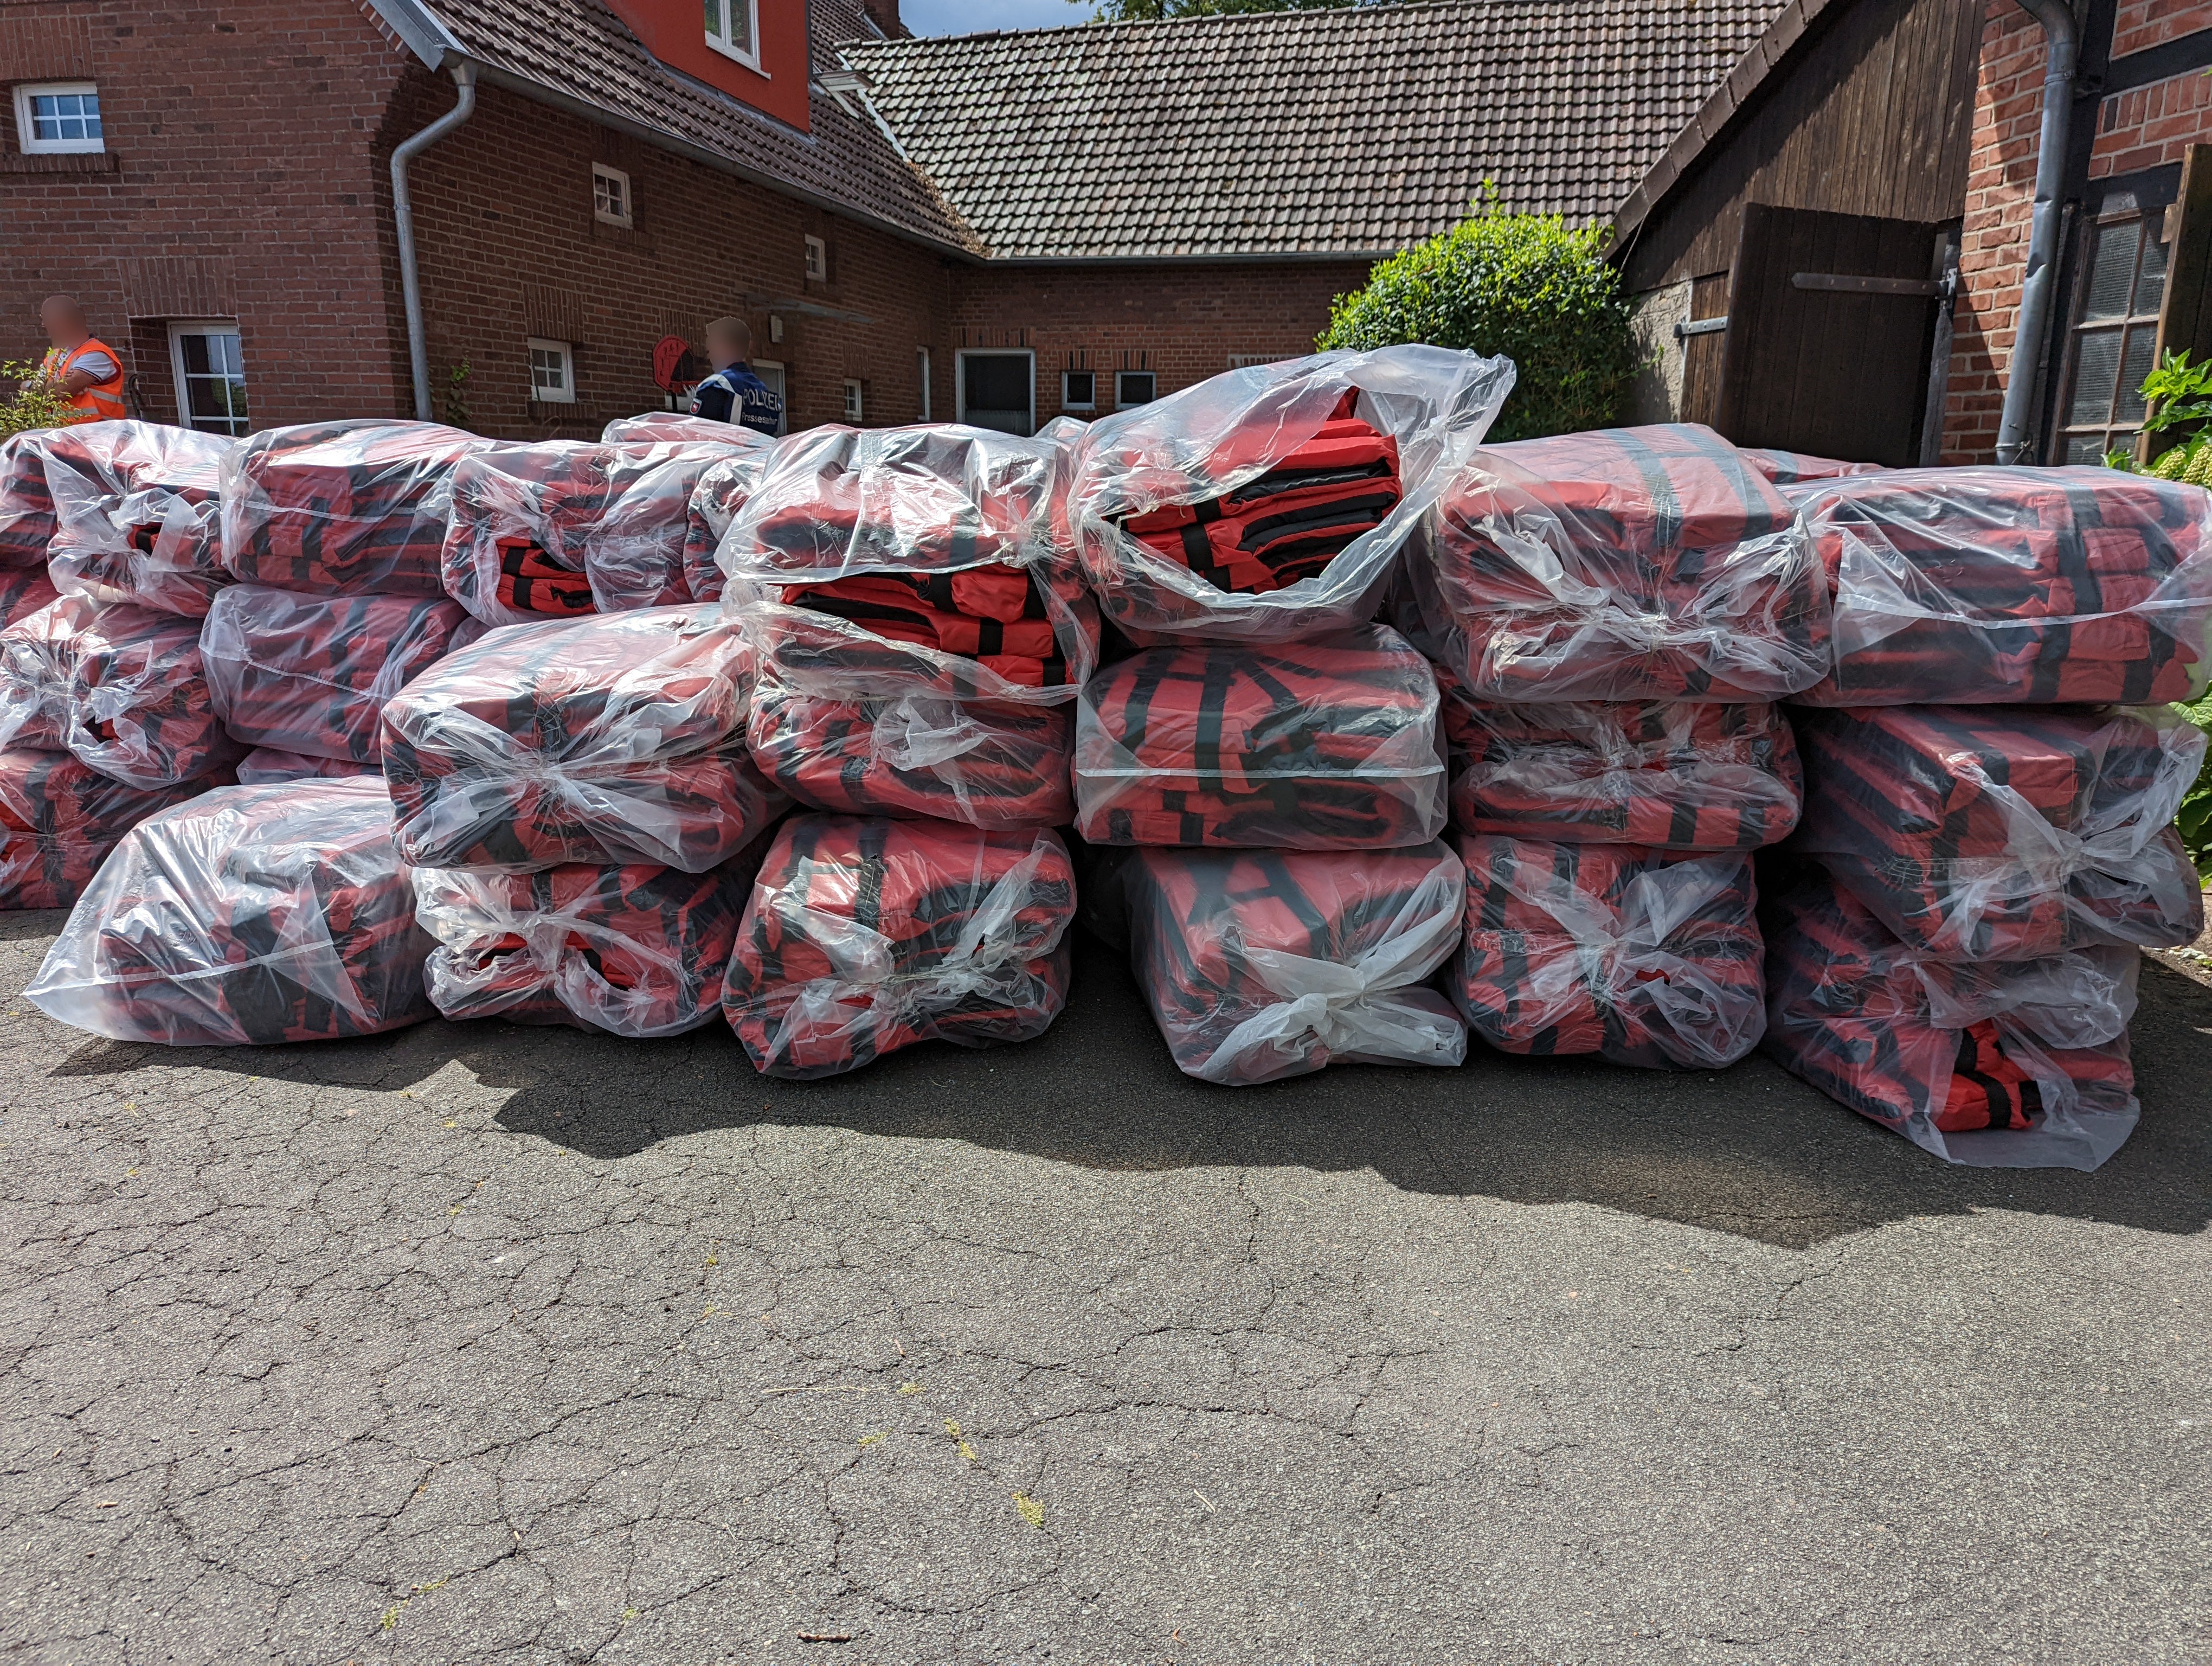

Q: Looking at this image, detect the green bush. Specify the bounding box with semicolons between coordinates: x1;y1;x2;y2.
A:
1317;194;1640;442
2176;697;2212;883
1;359;92;443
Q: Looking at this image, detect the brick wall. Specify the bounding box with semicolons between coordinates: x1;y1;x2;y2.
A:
2112;0;2205;56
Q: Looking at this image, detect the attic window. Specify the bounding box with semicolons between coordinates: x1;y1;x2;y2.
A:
705;0;760;69
805;235;827;281
592;163;631;228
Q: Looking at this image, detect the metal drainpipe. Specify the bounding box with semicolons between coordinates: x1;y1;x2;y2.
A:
1994;0;2078;464
391;62;477;423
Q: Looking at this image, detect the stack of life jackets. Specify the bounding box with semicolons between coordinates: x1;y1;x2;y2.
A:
23;777;435;1045
1789;467;2212;706
0;432;59;565
723;816;1077;1078
41;421;237;617
679;444;773;604
1739;448;1885;486
235;749;380;786
1761;877;2141;1171
1121;841;1467;1084
1452;836;1766;1068
0;748;213;908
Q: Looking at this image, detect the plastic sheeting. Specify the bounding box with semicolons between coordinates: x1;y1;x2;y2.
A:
202;586;483;765
1763;878;2139;1170
1410;422;1830;701
601;413;742;445
0;594;240;787
379;605;787;872
723;816;1076;1079
235;748;381;786
1123;841;1467;1085
0;431;59;566
0;568;59;629
24;777;435;1045
680;447;771;604
1074;624;1446;849
1740;448;1885;486
1790;466;2212;705
1791;703;2205;960
43;421;236;616
0;746;218;909
221;420;490;596
1069;347;1514;644
748;677;1074;829
1452;836;1765;1068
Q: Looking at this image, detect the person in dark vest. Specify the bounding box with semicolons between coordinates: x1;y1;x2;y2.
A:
36;295;126;421
687;317;783;436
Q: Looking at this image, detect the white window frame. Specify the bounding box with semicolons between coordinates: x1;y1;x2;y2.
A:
592;163;631;228
704;0;763;71
15;82;104;156
751;360;788;435
1116;370;1157;411
528;337;576;405
168;321;248;436
804;235;827;282
917;347;931;421
1060;369;1097;413
843;379;864;421
955;348;1036;437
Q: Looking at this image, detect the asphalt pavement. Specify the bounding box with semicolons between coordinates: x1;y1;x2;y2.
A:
3;911;2209;1666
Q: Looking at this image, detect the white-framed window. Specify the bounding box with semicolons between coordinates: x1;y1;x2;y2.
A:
1116;370;1156;409
917;348;931;421
15;83;103;155
169;322;248;436
592;163;631;228
704;0;761;68
528;337;575;405
1061;369;1096;412
752;361;789;435
957;349;1036;437
805;235;827;281
843;379;864;421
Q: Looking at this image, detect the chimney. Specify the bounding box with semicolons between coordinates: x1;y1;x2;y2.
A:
859;0;903;37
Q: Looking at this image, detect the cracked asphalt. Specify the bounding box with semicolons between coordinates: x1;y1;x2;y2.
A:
2;907;2209;1666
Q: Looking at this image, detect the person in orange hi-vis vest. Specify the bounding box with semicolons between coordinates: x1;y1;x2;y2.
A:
36;295;126;421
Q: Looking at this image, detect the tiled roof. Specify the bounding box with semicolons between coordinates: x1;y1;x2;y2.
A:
838;0;1785;260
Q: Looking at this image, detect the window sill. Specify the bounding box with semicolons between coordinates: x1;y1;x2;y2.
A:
4;150;119;174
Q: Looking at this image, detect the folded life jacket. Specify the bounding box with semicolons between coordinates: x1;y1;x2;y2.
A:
1124;841;1467;1084
0;568;59;628
0;746;222;909
1761;878;2141;1169
1452;836;1766;1069
202;586;484;765
1415;422;1830;701
679;450;769;604
1791;467;2212;705
378;605;787;872
723;816;1076;1079
1739;448;1885;486
41;420;236;617
0;594;242;787
774;566;1069;688
416;843;767;1038
221;420;490;596
235;748;382;786
23;778;435;1045
1075;624;1446;849
0;432;60;566
1790;703;2207;960
748;678;1075;829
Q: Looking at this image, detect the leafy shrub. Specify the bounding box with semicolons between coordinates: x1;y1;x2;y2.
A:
2177;697;2212;883
1;360;92;443
1317;193;1641;442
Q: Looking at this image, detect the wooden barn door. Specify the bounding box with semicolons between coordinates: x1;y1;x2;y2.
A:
1715;204;1952;466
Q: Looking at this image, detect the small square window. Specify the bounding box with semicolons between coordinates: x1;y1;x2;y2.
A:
528;338;575;405
805;236;827;281
1062;370;1096;412
593;164;631;228
843;379;864;421
15;83;104;155
705;0;760;66
1116;370;1156;409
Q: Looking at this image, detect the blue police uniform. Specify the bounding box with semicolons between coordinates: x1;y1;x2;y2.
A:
689;364;784;436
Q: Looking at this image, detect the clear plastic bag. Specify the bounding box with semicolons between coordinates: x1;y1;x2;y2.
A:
601;413;744;445
1407;422;1830;701
1069;346;1514;644
41;420;236;616
378;605;787;872
1075;624;1446;849
0;431;60;566
1124;841;1467;1085
1790;466;2212;704
0;745;220;909
1740;448;1885;486
723;816;1076;1079
1452;836;1766;1068
1762;877;2140;1170
0;568;59;628
0;594;240;787
1791;703;2206;960
235;748;381;786
681;448;772;604
24;777;435;1045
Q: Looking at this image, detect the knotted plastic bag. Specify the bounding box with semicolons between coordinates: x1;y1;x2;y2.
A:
43;420;236;616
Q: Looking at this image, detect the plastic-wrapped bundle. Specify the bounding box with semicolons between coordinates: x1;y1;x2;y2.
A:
1069;347;1514;643
379;605;787;872
0;568;59;627
23;778;434;1045
0;431;60;565
221;420;489;596
1411;422;1829;701
724;816;1075;1078
0;595;240;787
1452;836;1765;1068
680;447;771;603
601;413;742;445
748;678;1074;829
1740;448;1885;486
1124;841;1466;1084
235;748;381;786
0;747;219;909
1074;624;1445;848
1791;467;2212;705
1791;703;2205;960
43;421;236;616
415;843;765;1037
1763;878;2139;1170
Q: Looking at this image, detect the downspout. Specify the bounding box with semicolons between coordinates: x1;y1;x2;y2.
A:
391;62;477;422
1995;0;2078;464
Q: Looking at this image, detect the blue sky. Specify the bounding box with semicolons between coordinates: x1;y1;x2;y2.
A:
902;0;1086;35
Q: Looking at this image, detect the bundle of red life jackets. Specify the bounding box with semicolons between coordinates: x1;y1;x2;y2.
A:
1412;422;1831;702
220;420;490;596
601;413;741;445
1074;625;1447;849
0;569;59;629
679;447;771;604
0;432;58;565
1790;467;2212;705
202;586;484;767
1452;836;1766;1068
723;816;1077;1079
42;421;237;617
1122;841;1467;1084
1739;448;1885;486
0;746;219;909
1761;877;2141;1170
236;749;380;786
23;777;435;1045
1790;703;2206;960
378;605;787;872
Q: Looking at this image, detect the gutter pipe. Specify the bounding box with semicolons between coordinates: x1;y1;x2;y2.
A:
1995;0;2078;464
391;62;477;422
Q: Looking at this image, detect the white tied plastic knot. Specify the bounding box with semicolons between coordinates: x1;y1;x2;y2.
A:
871;694;993;771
